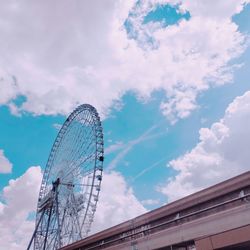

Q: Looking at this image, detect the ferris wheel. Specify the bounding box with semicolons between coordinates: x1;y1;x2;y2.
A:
27;104;104;250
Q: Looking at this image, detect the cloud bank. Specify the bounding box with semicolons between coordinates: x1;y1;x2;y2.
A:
0;166;42;250
0;167;145;249
91;171;146;233
159;90;250;201
0;0;249;122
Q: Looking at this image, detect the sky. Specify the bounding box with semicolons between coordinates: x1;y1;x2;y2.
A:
0;0;250;249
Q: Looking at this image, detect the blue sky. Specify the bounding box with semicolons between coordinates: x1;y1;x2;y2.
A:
0;1;250;249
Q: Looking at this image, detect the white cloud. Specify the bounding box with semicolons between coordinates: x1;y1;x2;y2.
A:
141;199;160;206
0;166;42;250
0;166;145;248
105;141;125;155
159;90;250;201
179;0;250;19
53;123;62;131
0;0;248;122
91;171;146;234
0;149;12;173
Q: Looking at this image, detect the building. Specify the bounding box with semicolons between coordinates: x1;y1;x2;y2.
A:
60;171;250;250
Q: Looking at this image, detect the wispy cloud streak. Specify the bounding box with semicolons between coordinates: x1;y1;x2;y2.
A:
131;157;168;182
106;125;167;171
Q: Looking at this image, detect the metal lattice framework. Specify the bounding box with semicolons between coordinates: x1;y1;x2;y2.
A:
27;104;104;250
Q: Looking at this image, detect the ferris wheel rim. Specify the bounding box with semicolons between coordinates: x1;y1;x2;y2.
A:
39;104;102;195
33;104;104;250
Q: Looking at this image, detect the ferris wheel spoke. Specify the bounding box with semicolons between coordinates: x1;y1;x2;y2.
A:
53;127;95;178
70;192;82;236
60;152;96;181
60;140;96;180
74;125;96;158
52;121;85;173
67;126;96;168
71;166;95;179
62;120;88;162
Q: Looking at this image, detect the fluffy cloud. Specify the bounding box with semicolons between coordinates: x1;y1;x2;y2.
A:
141;199;160;206
159;90;250;201
0;167;145;248
0;149;12;173
0;166;42;250
0;0;248;122
91;171;146;234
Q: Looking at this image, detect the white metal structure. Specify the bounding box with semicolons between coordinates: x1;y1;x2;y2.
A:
27;104;104;250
